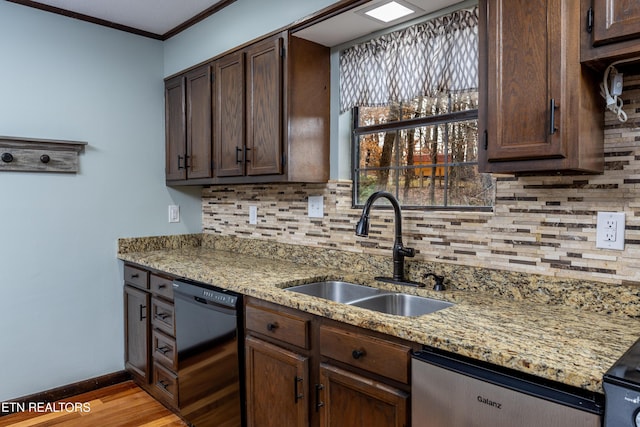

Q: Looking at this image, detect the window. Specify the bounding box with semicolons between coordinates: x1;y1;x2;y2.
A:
340;5;495;209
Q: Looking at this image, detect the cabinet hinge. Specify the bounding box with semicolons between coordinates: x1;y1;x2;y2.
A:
586;7;593;33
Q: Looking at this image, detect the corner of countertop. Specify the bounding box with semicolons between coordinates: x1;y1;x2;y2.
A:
117;234;203;255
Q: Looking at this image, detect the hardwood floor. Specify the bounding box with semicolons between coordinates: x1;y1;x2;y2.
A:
0;381;187;427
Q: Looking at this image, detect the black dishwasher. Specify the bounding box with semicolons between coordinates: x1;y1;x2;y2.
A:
172;279;245;427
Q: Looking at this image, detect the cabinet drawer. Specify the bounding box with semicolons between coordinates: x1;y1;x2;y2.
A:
124;265;149;289
151;297;175;336
245;303;309;349
150;273;173;300
319;325;411;384
152;361;178;409
152;329;177;371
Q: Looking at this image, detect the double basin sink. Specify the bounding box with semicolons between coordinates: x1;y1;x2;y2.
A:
285;280;453;317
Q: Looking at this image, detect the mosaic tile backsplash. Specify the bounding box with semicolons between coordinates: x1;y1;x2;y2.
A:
202;73;640;288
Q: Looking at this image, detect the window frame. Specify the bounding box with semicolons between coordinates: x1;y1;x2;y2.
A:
351;104;491;211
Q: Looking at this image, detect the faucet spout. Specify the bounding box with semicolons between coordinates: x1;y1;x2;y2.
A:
355;191;417;285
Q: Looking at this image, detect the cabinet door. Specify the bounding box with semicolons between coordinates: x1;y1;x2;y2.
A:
215;51;245;177
318;363;408;427
592;0;640;45
482;0;564;165
245;36;283;176
124;285;150;383
185;64;212;179
245;336;308;427
165;75;186;181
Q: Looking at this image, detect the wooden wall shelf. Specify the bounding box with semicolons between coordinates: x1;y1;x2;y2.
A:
0;136;87;173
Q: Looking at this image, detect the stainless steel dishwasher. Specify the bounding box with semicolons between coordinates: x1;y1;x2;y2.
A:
412;348;603;427
172;279;244;427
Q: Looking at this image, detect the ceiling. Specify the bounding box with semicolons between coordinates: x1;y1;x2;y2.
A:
7;0;236;40
8;0;465;43
295;0;464;47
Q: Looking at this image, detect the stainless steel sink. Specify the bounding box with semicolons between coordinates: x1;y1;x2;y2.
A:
285;281;383;303
349;293;453;317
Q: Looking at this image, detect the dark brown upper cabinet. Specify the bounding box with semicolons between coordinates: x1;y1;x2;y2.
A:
165;64;213;182
581;0;640;69
215;35;283;179
478;0;603;175
213;31;330;185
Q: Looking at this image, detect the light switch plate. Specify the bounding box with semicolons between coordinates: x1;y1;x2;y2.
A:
249;205;257;225
596;211;625;250
168;205;180;223
308;196;324;218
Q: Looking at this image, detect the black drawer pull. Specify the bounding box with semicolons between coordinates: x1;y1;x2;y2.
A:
130;273;139;278
156;346;170;355
40;154;50;164
157;380;169;390
267;322;278;331
352;349;365;359
1;153;13;163
155;313;170;320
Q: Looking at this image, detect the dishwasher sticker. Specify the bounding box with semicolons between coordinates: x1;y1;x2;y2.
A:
477;395;503;409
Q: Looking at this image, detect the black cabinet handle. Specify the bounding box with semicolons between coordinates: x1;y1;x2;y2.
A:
184;154;190;169
157;380;169;390
267;322;278;332
294;376;303;403
1;153;13;163
155;312;170;320
40;154;50;164
155;346;170;355
178;155;184;170
236;147;243;164
139;305;146;321
131;273;139;279
244;147;251;163
315;384;325;411
352;349;365;359
550;99;559;135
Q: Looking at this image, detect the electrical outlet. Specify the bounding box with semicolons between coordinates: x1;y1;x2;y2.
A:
249;205;257;225
596;212;625;250
168;205;180;223
308;196;324;218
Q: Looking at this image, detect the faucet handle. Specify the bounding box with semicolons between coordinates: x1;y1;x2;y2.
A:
398;246;415;257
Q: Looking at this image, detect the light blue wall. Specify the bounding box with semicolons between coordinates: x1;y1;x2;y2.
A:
0;2;201;401
164;0;337;76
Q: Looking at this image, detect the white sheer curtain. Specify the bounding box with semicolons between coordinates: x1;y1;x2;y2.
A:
339;6;478;113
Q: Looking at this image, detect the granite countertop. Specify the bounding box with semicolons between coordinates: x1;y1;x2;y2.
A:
118;245;640;394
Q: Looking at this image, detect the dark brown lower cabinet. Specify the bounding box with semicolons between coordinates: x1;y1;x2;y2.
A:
318;363;408;427
124;284;150;383
244;296;415;427
245;336;309;427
